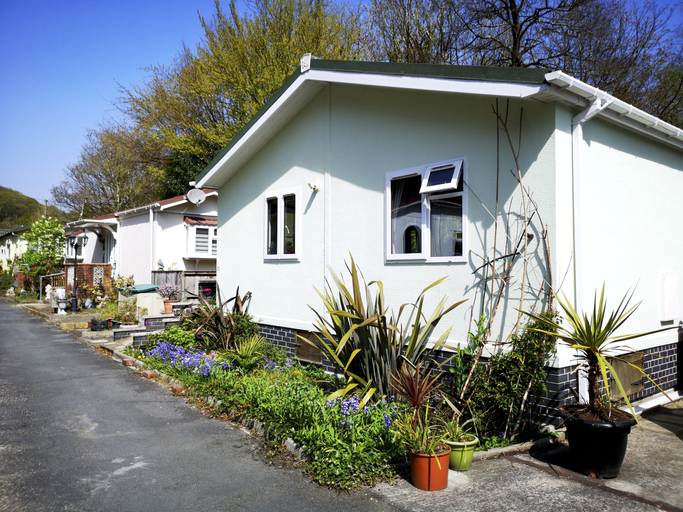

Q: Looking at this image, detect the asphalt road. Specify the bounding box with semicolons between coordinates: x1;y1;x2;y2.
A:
0;301;399;512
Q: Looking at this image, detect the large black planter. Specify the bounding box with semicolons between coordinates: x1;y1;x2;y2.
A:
563;411;636;478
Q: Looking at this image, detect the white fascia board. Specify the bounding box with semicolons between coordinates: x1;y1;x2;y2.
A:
197;71;546;188
545;70;683;149
305;69;546;98
197;77;324;188
159;199;189;211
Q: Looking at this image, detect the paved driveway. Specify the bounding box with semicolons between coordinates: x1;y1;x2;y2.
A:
0;301;396;512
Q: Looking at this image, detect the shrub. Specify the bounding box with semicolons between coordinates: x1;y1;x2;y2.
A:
305;255;466;398
158;283;182;300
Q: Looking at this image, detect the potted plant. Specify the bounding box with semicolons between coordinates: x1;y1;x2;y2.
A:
526;285;674;478
158;283;182;313
393;406;450;491
391;361;450;491
442;417;478;471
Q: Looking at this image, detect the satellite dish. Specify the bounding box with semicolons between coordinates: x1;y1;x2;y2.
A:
187;188;206;206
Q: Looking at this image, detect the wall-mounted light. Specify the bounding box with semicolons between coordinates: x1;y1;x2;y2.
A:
308;183;319;192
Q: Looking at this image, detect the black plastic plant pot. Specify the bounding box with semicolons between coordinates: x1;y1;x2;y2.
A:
564;413;636;478
90;319;108;331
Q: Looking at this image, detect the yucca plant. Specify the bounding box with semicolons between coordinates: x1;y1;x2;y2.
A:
525;285;674;422
302;255;466;398
182;285;252;351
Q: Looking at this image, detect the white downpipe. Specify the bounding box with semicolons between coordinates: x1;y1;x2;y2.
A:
571;97;613;402
149;208;155;283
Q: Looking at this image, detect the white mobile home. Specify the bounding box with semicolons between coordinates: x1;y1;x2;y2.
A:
197;57;683;408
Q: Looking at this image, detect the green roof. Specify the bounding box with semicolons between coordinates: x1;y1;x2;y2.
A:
196;59;550;184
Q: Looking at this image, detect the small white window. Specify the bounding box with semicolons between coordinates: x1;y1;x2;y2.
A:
385;158;466;263
419;161;463;194
191;226;218;256
264;187;300;260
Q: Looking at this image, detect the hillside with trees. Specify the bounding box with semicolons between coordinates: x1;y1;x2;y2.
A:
0;186;65;229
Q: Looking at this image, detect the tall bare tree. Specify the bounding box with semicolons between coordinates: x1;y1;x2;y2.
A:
51;125;164;217
367;0;683;127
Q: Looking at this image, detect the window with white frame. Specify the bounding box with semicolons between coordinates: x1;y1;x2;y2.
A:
65;237;84;259
192;226;218;256
264;188;300;260
385;158;466;262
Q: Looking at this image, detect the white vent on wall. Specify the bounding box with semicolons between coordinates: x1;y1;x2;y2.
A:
661;273;679;322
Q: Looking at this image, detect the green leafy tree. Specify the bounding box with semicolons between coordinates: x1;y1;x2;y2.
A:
19;217;66;291
120;0;365;175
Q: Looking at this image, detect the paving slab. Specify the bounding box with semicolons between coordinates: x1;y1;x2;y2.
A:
369;400;683;512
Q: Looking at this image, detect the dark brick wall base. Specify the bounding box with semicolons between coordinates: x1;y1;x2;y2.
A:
257;322;679;424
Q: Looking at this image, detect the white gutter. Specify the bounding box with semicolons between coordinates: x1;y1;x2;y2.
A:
546;70;683;150
571;97;613;402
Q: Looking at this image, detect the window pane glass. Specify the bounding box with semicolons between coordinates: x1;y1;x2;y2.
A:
390;175;422;254
211;239;217;256
267;197;278;255
284;194;296;254
195;228;209;253
430;195;462;257
427;166;455;187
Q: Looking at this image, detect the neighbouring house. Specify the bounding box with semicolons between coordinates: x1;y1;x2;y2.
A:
196;56;683;417
0;225;29;274
66;190;219;296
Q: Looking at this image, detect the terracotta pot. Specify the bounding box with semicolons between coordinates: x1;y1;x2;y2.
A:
163;300;178;314
408;444;451;491
445;436;479;471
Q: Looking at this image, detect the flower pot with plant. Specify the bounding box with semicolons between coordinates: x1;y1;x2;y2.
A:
442;417;478;471
158;283;182;313
391;361;450;491
526;285;675;478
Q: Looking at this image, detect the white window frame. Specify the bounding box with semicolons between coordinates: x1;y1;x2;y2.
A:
65;236;84;260
263;187;301;261
188;225;218;257
385;158;467;263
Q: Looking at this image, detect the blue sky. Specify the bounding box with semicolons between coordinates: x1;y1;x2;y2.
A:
0;0;227;204
0;0;680;207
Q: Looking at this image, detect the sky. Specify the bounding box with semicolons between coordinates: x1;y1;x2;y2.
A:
0;0;232;204
0;0;680;207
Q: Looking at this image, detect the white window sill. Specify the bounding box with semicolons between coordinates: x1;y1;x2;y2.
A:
385;256;467;264
183;254;217;260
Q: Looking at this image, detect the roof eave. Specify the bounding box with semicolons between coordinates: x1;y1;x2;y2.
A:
543;70;683;150
197;62;547;189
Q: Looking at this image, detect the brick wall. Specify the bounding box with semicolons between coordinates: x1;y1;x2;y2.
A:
64;263;112;297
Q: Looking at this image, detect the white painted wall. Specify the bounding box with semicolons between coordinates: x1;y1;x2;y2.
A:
576;116;683;354
117;214;151;282
217;84;559;348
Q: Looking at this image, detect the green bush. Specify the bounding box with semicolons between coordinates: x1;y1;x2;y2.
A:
0;271;13;295
229;311;259;342
146;325;198;351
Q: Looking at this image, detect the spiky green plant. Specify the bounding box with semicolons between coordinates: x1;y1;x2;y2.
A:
303;255;466;398
525;285;675;421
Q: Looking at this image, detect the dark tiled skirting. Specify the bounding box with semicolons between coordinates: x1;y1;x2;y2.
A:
258;322;679;424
